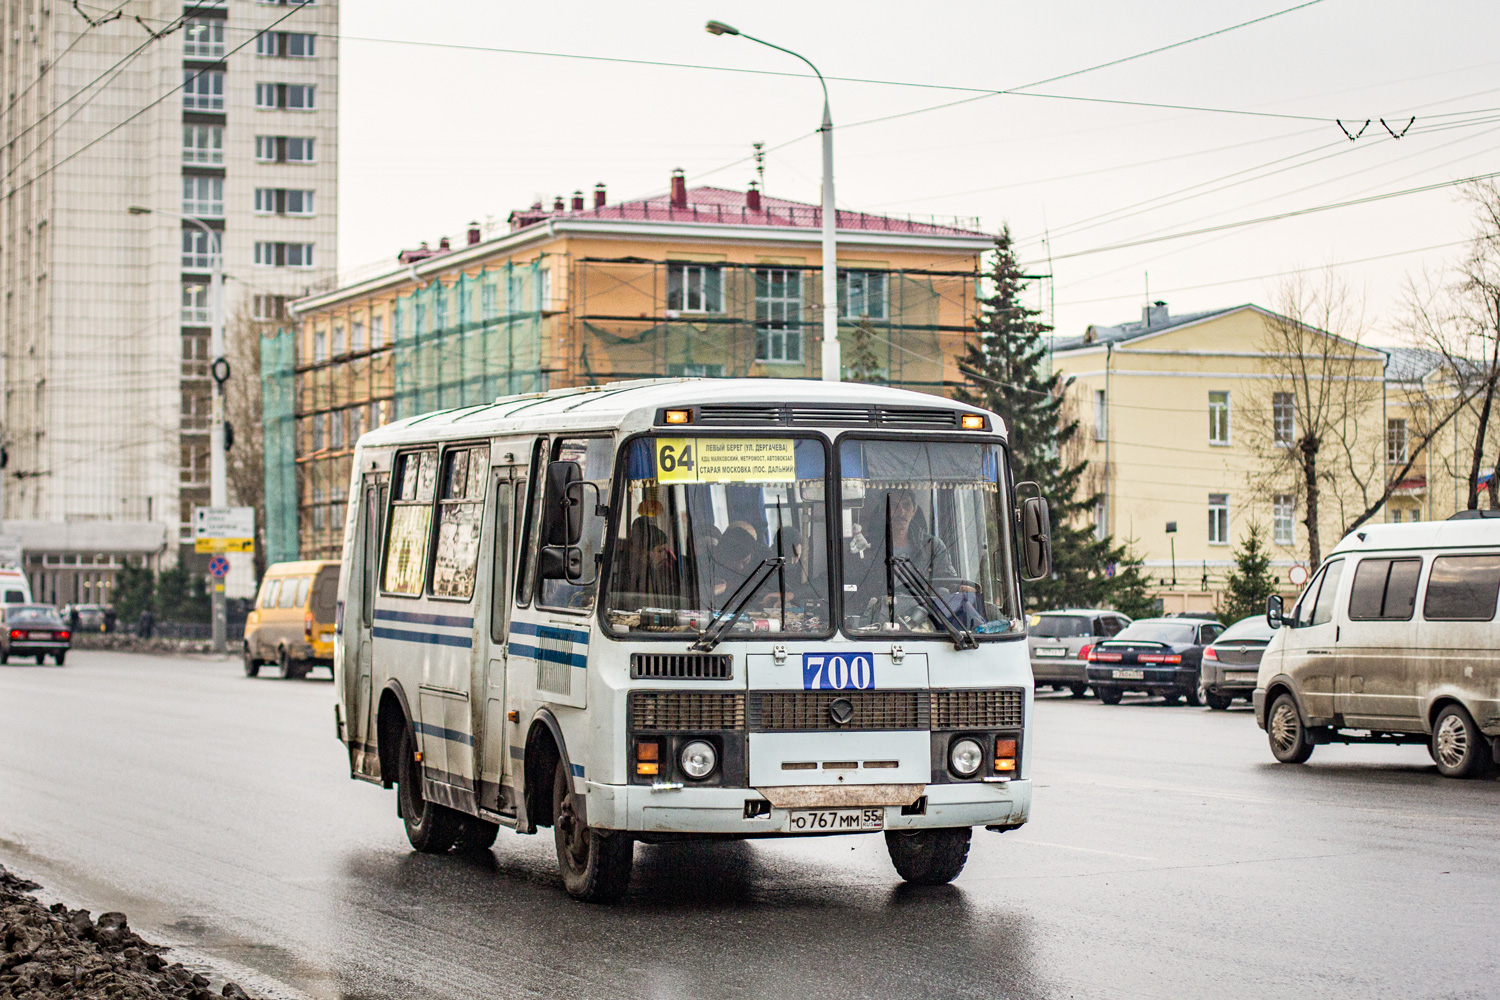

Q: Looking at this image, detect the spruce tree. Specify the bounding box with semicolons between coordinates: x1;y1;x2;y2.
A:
954;225;1126;609
1217;523;1279;624
1108;543;1160;620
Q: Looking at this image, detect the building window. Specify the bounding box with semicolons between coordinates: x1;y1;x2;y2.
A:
183;19;225;60
254;188;315;216
255;83;315;110
755;268;803;363
182;176;223;218
181;284;210;326
666;264;722;313
1387;418;1409;464
1093;389;1107;442
312;327;327;362
1208;390;1230;446
1208;493;1230;545
256;31;316;57
481;283;497;320
350;319;366;352
252;294;288;322
535;268;552;312
1094;499;1108;541
181;229;218;270
254;242;314;268
668;363;725;378
332;323;345;356
254;135;315;163
183;70;224;111
182;125;223;165
838;270;889;320
371;313;386;345
1273;494;1295;546
1272;391;1296;446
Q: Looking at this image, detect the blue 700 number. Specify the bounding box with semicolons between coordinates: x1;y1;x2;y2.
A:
802;652;875;691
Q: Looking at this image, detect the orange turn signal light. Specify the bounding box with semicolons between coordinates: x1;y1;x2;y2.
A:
664;409;691;424
961;414;985;430
635;740;660;775
995;738;1016;772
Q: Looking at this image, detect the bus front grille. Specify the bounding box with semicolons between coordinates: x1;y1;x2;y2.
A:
630;691;746;731
930;689;1024;729
630;652;733;680
751;691;923;731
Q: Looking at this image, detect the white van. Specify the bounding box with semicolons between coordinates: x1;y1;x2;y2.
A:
0;568;33;605
1256;512;1500;778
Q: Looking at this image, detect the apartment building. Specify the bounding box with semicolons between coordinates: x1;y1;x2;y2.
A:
0;0;336;603
275;172;991;559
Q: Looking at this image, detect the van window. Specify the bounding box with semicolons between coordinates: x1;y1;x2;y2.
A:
311;566;339;621
278;578;300;609
1423;554;1500;621
1348;557;1421;620
1306;558;1344;626
256;578;275;609
294;576;311;608
431;444;489;599
4;590;25;604
384;449;437;596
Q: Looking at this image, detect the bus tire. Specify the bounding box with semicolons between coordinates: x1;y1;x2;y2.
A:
1096;686;1122;705
396;728;460;853
243;644;260;678
885;827;971;885
552;759;633;902
1267;693;1314;764
1431;704;1494;779
453;813;500;853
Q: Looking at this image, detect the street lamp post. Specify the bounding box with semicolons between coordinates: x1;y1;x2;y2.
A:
706;20;840;382
129;205;227;652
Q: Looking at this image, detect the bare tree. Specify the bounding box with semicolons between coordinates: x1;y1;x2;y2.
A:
1452;181;1500;509
225;297;274;578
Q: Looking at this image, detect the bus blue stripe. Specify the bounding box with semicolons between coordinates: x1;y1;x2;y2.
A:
375;608;474;629
374;626;473;649
415;721;474;747
508;642;588;668
510;620;590;645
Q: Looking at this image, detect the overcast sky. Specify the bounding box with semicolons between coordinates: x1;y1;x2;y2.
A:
336;0;1500;344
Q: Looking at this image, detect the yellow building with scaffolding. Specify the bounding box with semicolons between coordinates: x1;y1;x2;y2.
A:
267;172;993;559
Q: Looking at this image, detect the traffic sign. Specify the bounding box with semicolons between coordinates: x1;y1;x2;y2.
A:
1288;565;1309;585
194;506;255;553
207;555;230;578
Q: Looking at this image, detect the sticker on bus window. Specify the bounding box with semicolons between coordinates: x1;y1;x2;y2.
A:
655;437;796;484
802;652;875;691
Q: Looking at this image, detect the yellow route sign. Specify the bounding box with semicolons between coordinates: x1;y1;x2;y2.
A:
656;437;796;483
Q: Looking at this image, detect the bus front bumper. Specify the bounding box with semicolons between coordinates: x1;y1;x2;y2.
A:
583;778;1031;836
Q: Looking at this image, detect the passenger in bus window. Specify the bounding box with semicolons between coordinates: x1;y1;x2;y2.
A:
623;519;680;599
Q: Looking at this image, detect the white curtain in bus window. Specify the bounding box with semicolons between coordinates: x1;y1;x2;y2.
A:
383;450;437;595
432;445;489;599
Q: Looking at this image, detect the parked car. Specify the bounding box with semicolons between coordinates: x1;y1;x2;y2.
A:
1199;615;1275;709
1086;617;1224;705
1028;609;1132;696
62;603;108;632
243;560;340;679
1;604;71;665
1257;515;1500;778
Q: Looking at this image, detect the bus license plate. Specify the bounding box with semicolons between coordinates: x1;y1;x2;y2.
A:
1112;669;1145;680
788;807;885;833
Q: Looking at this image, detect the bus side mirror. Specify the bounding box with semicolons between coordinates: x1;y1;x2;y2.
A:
1267;594;1284;630
542;460;583;547
1019;493;1052;582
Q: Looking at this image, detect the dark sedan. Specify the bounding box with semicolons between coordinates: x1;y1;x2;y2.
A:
1;605;71;665
1197;615;1274;710
1086;617;1223;705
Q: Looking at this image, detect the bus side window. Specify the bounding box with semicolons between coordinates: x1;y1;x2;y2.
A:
515;438;546;608
383;450;438;596
537;436;612;611
491;480;512;643
430;444;489;600
359;480;385;629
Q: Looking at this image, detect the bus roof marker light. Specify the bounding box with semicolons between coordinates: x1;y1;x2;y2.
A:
961;414;986;430
664;409;691;424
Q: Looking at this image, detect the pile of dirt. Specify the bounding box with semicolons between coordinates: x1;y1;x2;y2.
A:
1;866;259;1000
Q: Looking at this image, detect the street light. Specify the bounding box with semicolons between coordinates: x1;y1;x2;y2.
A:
706;20;841;382
128;204;228;653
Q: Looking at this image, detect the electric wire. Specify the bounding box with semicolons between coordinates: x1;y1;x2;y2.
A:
0;0;130;127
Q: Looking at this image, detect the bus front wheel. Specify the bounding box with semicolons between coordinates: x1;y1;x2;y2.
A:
397;729;460;853
552;759;633;902
886;827;971;885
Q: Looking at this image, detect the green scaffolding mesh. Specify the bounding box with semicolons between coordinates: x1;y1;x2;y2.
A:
261;328;299;564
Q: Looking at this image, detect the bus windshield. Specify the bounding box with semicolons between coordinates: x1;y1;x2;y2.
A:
603;435;831;636
839;438;1022;639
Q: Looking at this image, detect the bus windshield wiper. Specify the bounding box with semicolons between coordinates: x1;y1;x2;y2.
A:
889;555;979;650
692;557;784;652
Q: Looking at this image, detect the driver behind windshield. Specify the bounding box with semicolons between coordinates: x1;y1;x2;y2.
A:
846;488;956;593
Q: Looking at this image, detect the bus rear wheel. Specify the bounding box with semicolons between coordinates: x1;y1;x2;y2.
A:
552;759;633;902
396;729;460;853
886;827;971;885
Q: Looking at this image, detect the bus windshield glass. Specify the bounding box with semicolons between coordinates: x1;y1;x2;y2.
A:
839;438;1022;639
603;436;831;636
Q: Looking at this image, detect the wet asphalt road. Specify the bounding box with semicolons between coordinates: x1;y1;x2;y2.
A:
1;651;1497;1000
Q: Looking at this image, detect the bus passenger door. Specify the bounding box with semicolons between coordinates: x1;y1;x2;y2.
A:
477;470;519;811
350;473;387;779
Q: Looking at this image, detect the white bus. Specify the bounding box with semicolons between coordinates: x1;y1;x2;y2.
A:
333;378;1051;901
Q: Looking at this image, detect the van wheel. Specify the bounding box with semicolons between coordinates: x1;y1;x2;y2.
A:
1267;693;1314;764
243;644;260;678
278;647;305;680
553;759;633;902
1096;686;1122;705
886;827;972;885
1431;704;1495;779
397;729;460;852
1069;683;1088;698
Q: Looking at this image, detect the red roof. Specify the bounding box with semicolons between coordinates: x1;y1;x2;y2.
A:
508;185;989;239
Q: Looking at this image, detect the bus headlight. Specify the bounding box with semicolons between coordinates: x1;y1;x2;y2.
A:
680;740;717;779
949;738;983;777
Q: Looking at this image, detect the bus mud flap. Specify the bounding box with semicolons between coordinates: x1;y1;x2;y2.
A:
755;784;924;809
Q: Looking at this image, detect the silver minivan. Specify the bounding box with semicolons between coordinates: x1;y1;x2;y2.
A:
1256;513;1500;778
